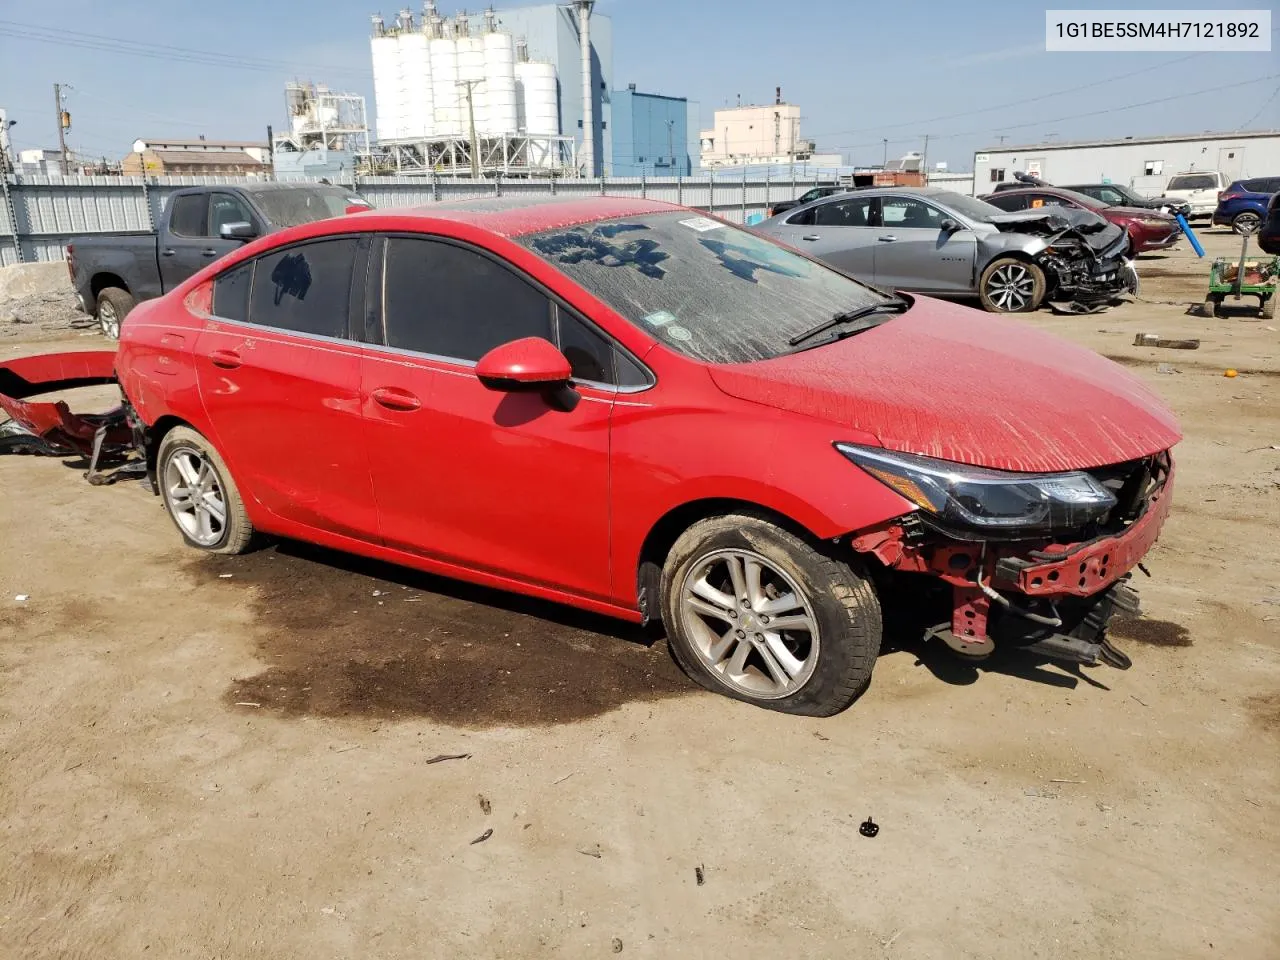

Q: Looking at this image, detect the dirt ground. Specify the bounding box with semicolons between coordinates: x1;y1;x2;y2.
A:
2;227;1278;959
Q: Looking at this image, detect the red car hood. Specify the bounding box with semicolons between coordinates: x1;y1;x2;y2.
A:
1104;205;1170;222
708;299;1181;473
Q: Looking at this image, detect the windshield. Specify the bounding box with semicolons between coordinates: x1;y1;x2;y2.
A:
250;187;368;227
1167;174;1215;191
521;212;890;363
935;192;1006;223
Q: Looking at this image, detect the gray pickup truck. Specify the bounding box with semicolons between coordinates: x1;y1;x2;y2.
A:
68;182;371;338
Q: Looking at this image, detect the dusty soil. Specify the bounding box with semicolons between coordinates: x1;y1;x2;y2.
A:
2;228;1278;959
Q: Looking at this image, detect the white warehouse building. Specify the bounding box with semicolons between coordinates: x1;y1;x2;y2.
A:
973;129;1280;195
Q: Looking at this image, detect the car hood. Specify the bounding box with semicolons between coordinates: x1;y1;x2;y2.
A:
707;298;1181;473
987;207;1109;233
1105;204;1171;220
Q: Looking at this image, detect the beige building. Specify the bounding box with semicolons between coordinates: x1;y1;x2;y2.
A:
122;138;269;177
698;99;839;168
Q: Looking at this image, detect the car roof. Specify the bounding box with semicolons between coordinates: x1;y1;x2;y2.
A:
365;195;682;238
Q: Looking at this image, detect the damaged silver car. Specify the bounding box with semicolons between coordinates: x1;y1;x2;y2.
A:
755;186;1137;314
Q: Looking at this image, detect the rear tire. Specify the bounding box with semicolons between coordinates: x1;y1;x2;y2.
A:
95;287;135;340
978;258;1045;313
660;514;881;716
1232;211;1261;235
1262;296;1276;320
156;426;255;555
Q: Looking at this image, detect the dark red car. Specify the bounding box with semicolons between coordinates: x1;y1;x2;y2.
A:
0;197;1181;715
981;186;1182;255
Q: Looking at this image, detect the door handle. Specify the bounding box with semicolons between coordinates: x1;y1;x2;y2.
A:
878;235;898;242
201;248;218;258
209;349;242;369
802;234;821;241
161;248;176;257
371;387;421;412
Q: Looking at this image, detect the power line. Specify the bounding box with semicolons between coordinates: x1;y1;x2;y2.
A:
1238;84;1280;130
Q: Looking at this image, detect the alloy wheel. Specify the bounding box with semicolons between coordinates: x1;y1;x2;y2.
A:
98;301;120;340
985;263;1035;311
679;548;820;699
164;449;228;546
1233;212;1260;235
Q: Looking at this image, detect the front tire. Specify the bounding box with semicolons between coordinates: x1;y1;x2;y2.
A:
979;258;1045;313
660;514;881;716
95;287;135;340
156;426;255;555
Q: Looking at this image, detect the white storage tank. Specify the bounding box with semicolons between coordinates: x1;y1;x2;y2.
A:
398;31;433;138
429;35;460;138
516;60;559;137
455;35;488;136
371;33;404;141
482;31;518;136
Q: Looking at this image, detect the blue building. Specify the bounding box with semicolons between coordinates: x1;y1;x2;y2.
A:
610;86;699;176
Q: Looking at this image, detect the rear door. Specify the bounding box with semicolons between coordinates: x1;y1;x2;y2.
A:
194;235;380;540
359;234;623;600
770;195;878;279
871;195;976;294
158;191;250;292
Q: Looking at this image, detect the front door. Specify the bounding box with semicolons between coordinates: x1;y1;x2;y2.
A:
194;235;379;540
872;195;976;294
360;235;615;601
158;191;252;292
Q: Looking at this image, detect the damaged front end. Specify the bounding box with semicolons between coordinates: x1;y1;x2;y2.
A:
842;443;1174;670
0;351;146;485
987;208;1136;313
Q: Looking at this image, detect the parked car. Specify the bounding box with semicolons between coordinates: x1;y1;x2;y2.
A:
0;196;1181;715
67;183;372;339
1258;191;1280;254
980;186;1181;255
1060;183;1190;217
1161;170;1228;219
767;185;846;218
756;187;1134;313
1211;176;1280;234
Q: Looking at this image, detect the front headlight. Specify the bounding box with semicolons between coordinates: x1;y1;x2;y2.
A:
835;443;1117;535
1140;218;1170;228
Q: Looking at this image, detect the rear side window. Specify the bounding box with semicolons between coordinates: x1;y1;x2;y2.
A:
785;207;815;226
815;197;872;227
382;237;552;362
212;262;252;322
249;238;357;339
168;194;208;237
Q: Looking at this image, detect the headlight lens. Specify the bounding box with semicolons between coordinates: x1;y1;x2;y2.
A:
1140;218;1170;228
836;443;1117;534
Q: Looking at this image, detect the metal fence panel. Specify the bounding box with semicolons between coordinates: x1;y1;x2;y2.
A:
0;171;838;264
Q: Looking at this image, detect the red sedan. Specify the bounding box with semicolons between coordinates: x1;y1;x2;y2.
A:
981;186;1182;254
1;197;1181;715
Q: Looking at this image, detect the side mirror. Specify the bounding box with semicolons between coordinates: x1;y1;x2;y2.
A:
939;218;960;233
219;221;258;241
476;337;578;410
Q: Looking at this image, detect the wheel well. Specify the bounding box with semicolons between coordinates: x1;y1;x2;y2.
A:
635;498;819;620
90;273;129;300
145;415;192;479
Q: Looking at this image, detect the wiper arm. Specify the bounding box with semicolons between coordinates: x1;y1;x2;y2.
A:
787;298;908;348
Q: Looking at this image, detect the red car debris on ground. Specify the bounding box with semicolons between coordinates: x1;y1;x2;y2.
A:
0;196;1181;715
981;186;1183;255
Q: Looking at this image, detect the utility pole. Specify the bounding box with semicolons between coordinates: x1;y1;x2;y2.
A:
665;119;675;171
882;138;888;168
54;83;70;175
458;79;483;179
921;133;929;183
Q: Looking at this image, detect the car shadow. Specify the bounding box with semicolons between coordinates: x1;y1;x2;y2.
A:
881;631;1109;692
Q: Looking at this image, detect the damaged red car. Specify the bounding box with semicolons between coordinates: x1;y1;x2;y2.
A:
0;197;1180;716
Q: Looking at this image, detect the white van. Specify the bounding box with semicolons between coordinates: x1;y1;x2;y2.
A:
1163;171;1227;219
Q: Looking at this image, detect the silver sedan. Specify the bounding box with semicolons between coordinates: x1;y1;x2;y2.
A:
755;186;1134;313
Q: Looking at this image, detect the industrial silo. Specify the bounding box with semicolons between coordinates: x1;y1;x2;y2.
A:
429;23;460;137
454;14;488;139
398;29;433;138
482;31;517;136
516;59;559;168
370;16;404;141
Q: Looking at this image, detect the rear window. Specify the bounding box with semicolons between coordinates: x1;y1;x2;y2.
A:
521;211;889;364
249;187;369;228
1167;174;1216;191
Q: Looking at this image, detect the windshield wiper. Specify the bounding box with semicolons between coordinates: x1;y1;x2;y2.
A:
786;298;908;348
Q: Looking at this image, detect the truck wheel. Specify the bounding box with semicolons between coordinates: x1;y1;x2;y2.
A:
96;287;135;340
979;258;1045;313
1262;296;1276;320
156;426;255;555
1232;211;1261;235
660;514;881;716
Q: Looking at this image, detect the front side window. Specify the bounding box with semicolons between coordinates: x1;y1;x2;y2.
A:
210;193;254;234
382;237;552;362
168;194;207;237
984;193;1027;212
880;197;945;228
249;238;357;339
521;212;889;365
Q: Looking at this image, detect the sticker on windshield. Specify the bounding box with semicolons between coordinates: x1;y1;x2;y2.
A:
642;309;678;328
678;216;723;233
665;324;693;342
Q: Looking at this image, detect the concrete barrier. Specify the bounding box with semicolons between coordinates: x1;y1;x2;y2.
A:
0;261;72;302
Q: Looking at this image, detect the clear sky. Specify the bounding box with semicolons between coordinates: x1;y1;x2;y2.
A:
0;0;1276;170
